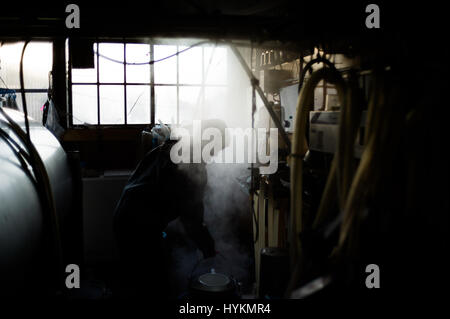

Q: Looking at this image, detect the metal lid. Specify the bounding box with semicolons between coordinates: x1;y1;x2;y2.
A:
191;272;234;293
199;273;230;287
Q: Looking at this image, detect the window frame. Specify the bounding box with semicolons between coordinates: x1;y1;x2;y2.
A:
0;41;53;123
68;40;228;127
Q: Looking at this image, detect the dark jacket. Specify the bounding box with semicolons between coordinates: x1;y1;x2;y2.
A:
113;140;214;298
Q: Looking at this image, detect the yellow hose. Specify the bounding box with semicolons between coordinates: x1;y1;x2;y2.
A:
335;73;365;210
290;67;346;264
313;72;364;229
337;71;403;256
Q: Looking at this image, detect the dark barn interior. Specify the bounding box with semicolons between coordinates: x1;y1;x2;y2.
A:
0;0;448;304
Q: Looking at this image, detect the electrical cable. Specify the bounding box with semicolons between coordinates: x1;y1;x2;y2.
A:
94;40;211;65
89;40;215;124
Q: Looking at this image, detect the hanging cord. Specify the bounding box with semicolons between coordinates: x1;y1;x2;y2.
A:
94;40;211;65
19;41;31;141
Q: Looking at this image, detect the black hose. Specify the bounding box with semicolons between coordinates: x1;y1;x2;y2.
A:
298;56;337;93
19;41;30;141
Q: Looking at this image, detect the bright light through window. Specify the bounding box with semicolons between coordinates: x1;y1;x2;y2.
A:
0;41;53;123
69;41;229;126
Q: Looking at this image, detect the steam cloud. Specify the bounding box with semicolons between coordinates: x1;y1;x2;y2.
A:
165;45;257;297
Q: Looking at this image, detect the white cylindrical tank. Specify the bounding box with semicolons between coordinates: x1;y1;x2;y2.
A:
0;108;73;296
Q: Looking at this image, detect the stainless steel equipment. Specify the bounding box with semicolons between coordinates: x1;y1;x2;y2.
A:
0;107;73;296
309;110;367;157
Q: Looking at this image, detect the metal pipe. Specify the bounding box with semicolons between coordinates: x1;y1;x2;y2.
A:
229;44;291;150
